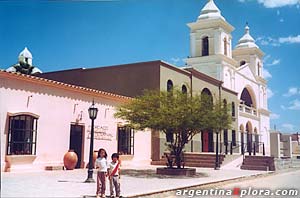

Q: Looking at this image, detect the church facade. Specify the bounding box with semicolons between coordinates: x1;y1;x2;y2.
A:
185;0;270;155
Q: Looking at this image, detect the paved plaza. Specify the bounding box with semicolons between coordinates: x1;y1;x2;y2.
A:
1;165;267;198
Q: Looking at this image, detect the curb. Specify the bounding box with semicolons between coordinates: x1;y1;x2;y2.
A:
126;171;275;198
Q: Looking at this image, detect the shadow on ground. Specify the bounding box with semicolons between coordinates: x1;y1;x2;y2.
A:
121;169;209;179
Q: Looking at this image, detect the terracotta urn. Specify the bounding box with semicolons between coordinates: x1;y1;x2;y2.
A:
85;150;99;168
63;150;78;170
93;150;98;168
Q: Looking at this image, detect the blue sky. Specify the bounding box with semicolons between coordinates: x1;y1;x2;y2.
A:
0;0;300;133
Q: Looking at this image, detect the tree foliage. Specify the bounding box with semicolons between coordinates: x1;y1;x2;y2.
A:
115;88;232;168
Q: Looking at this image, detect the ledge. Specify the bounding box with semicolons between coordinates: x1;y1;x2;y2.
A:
5;155;37;165
119;155;134;161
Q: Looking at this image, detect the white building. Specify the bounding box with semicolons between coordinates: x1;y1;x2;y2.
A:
186;0;270;154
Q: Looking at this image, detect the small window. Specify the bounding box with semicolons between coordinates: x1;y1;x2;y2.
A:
25;58;29;64
167;80;173;92
240;60;246;66
231;102;235;117
232;130;236;146
117;126;134;155
182;85;187;94
223;37;227;56
202;36;209;56
257;63;261;76
7;115;38;155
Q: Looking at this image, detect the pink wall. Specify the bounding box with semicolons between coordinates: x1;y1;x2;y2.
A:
0;75;151;171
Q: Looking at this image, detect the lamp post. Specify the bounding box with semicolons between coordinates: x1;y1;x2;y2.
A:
85;100;98;183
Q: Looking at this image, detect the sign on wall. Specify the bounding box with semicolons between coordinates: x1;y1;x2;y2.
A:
87;125;113;141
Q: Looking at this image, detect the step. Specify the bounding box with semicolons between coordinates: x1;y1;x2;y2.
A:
243;161;269;166
185;163;215;168
150;161;166;166
241;165;269;171
244;156;274;160
184;158;218;162
162;156;225;161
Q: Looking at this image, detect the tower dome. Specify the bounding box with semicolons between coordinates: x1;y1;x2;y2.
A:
198;0;225;21
18;47;33;65
6;47;42;75
236;24;258;49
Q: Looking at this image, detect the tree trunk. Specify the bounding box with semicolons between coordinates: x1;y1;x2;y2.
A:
175;153;181;169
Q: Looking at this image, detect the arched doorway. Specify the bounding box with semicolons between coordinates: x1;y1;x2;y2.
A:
246;121;253;153
201;88;214;152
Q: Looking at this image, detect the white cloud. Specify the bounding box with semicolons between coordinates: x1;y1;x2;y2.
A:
258;0;300;8
279;35;300;44
281;123;295;131
267;88;274;98
262;68;272;79
270;113;280;119
283;87;300;97
238;0;300;8
266;59;280;66
279;18;284;22
257;35;300;46
170;57;182;65
264;54;271;62
280;105;287;110
256;36;281;47
288;99;300;110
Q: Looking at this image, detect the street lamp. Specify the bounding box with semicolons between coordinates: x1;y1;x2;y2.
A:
85;100;98;183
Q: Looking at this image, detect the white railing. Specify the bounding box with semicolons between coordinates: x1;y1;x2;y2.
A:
239;104;258;116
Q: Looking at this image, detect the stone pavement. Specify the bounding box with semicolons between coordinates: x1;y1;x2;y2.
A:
1;165;268;198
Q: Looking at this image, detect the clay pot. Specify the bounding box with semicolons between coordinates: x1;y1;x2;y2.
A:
93;150;98;168
85;150;99;168
63;150;78;170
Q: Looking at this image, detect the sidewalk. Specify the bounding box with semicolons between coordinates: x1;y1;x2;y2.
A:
1;165;269;198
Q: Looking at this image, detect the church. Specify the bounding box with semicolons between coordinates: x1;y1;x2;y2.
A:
2;0;271;170
38;0;270;158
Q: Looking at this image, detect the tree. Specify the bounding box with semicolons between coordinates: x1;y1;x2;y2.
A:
209;99;233;169
115;88;232;169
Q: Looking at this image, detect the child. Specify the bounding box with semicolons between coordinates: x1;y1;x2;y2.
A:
95;148;109;198
109;153;121;198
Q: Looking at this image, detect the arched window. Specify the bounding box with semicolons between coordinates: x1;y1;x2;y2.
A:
223;99;227;113
182;85;187;94
240;60;246;66
241;88;254;107
201;88;213;109
223;99;227;107
223;37;227;56
231;102;235;117
7;114;38;155
202;36;209;56
167;80;173;92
